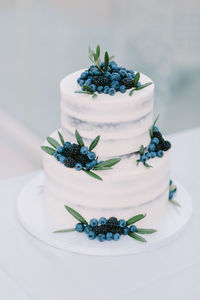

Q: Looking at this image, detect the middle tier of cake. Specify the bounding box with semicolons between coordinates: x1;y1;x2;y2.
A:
43;131;170;227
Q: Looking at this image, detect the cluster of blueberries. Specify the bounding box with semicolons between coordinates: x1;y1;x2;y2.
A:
53;142;98;171
77;61;141;96
140;126;171;164
169;179;177;200
75;217;137;242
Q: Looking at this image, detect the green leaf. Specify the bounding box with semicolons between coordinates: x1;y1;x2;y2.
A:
170;184;177;192
126;214;146;226
82;169;103;181
104;51;109;72
152;114;160;128
144;162;153;168
149;128;153;139
93;166;113;171
133;72;140;87
89;135;100;151
136;159;140;166
75;90;92;95
149;114;160;138
92;93;97;99
139;145;144;155
129;89;135;96
53;228;75;233
64;205;88;225
47;137;60;149
128;232;147;243
94;158;121;169
58;131;65;146
83;85;94;94
96;45;100;59
75;130;84;147
41;146;55;155
109;55;115;61
136;228;157;234
169;199;181;207
135;82;152;90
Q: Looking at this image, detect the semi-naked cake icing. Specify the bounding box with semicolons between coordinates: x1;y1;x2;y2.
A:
42;46;171;233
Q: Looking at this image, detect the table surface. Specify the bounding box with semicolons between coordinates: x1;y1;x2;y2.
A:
0;127;200;300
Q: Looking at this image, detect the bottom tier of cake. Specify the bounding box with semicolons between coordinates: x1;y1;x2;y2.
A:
43;131;170;227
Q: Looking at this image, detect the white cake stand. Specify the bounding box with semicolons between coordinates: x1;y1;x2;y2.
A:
17;172;193;256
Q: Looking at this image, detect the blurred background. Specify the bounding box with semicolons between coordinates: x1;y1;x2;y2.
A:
0;0;200;179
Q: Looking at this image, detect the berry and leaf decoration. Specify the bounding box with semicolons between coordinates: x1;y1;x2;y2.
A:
54;205;157;243
169;179;180;207
136;115;171;168
41;130;121;181
75;45;152;98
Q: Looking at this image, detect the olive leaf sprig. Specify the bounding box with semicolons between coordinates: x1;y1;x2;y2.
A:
88;45;114;73
149;114;160;138
54;205;157;243
41;130;121;181
129;72;152;96
75;85;98;99
169;181;180;207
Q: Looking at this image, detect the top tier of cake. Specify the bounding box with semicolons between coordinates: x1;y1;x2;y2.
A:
60;69;154;158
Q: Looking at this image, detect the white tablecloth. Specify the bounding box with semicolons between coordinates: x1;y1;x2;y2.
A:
0;128;200;300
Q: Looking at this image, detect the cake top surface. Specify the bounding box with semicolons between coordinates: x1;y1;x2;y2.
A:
60;69;154;104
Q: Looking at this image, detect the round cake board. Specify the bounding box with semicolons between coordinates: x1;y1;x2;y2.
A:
17;172;193;256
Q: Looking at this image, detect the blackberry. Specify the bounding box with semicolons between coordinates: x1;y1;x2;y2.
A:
68;143;81;157
121;77;134;89
64;157;76;168
92;76;109;87
161;140;171;151
74;153;90;167
155;143;162;152
93;225;107;236
153;131;163;141
107;217;118;226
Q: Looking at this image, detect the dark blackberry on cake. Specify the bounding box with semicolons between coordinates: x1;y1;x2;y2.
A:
121;77;134;89
107;217;118;226
68;143;81;157
92;76;109;87
64;157;77;168
161;141;171;151
74;153;90;167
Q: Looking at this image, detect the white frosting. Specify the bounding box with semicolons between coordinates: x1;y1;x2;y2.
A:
60;70;154;158
43;131;170;227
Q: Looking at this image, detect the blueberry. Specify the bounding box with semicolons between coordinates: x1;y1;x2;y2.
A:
156;150;164;157
153;126;159;132
86;162;92;170
136;82;141;87
104;72;110;79
106;232;113;241
53;151;58;158
108;88;116;96
109;61;117;67
151;137;159;145
110;72;121;81
75;223;84;232
110;80;120;90
170;179;173;185
90;84;96;92
88;151;96;160
58;155;67;164
75;163;82;171
145;152;151;160
99;217;107;225
98;234;106;242
129;69;135;77
129;225;137;232
140;155;147;163
113;233;120;241
148;143;156;152
79;79;85;86
103;86;110;94
77;77;81;84
150;151;156;158
97;86;104;93
100;62;105;68
169;191;173;199
119;70;127;77
57;146;63;154
118;219;126;228
119;85;126;93
88;231;96;240
84;78;92;86
111;65;120;71
80;71;88;79
64;141;71;149
80;146;89;155
90;218;98;227
123;227;130;235
85;225;92;234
